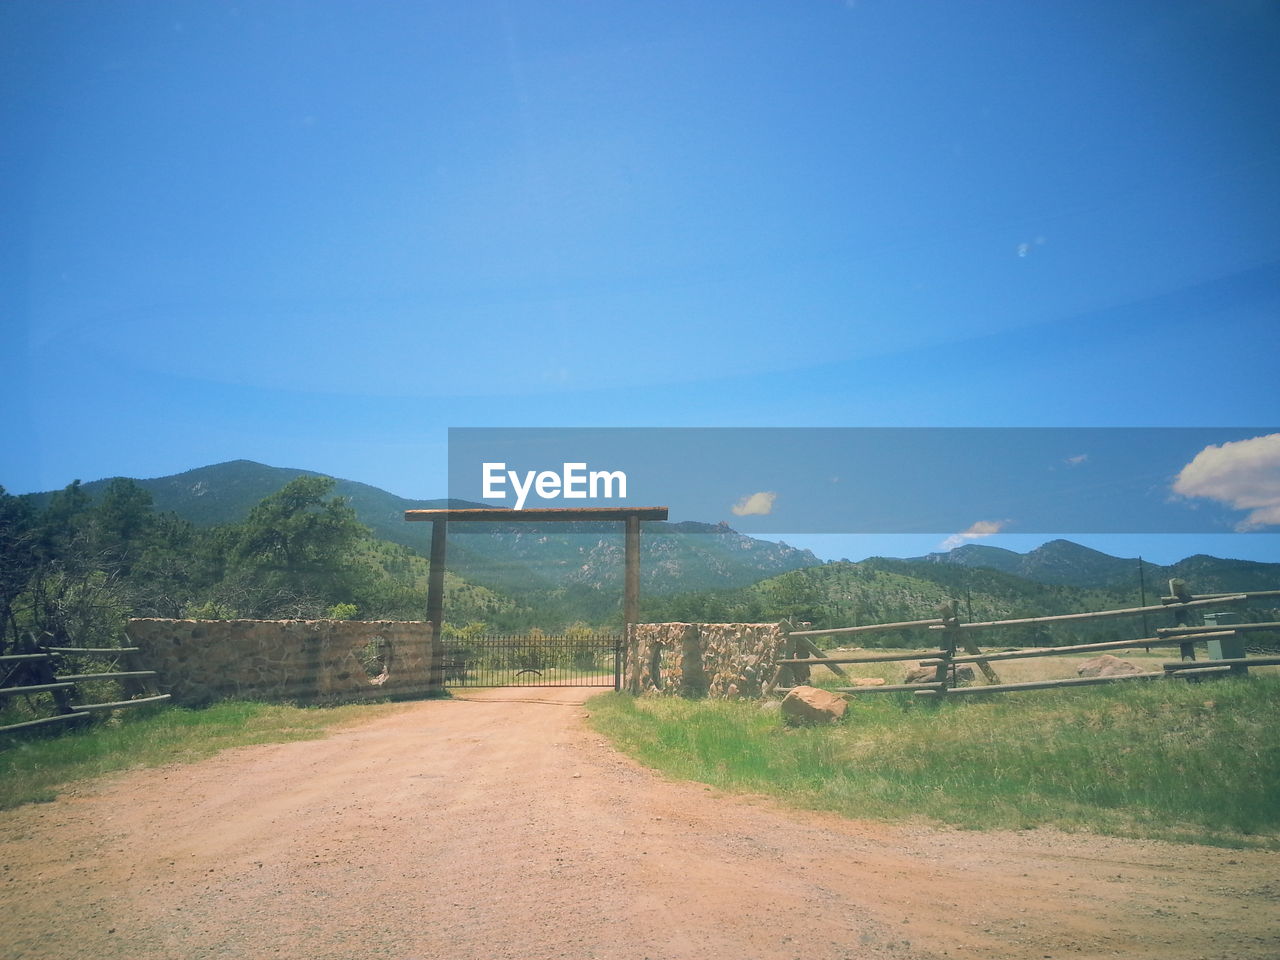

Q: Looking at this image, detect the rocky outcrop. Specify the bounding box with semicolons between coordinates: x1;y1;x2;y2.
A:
1076;654;1143;677
780;685;848;725
904;663;976;685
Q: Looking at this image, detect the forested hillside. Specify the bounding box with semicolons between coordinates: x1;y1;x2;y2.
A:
32;461;820;599
7;466;1277;654
0;477;520;656
648;557;1280;650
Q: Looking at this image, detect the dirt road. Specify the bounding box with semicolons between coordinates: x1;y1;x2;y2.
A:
2;688;1276;960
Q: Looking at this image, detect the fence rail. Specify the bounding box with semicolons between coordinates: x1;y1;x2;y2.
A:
771;578;1279;700
920;631;1237;665
788;618;945;639
924;595;1246;632
1;641;169;736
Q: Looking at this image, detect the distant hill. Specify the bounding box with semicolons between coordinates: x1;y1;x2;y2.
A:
28;459;468;538
675;552;1280;650
26;461;1276;629
30;460;819;601
910;538;1280;594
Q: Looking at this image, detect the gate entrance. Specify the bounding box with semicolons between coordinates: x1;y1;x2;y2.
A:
443;633;623;689
405;506;668;692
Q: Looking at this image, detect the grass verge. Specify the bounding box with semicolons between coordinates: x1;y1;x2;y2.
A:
0;700;413;811
587;675;1280;848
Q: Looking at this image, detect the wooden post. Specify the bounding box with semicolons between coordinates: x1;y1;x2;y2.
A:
799;636;850;679
789;630;810;685
960;637;1000;684
624;513;641;628
1168;578;1195;661
930;600;959;693
426;518;447;692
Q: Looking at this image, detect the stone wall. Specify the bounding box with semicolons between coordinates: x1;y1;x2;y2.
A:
126;619;436;706
625;622;787;698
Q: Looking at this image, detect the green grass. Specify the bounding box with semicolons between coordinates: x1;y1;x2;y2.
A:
587;674;1280;848
0;700;413;810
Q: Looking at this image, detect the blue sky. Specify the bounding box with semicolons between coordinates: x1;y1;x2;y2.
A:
4;1;1279;564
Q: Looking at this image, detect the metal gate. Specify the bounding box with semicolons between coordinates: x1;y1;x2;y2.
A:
442;633;623;688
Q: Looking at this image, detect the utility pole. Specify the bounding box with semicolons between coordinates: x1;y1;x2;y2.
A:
1138;556;1149;639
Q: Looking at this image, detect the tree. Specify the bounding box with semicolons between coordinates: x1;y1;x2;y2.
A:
12;482;131;652
0;487;38;653
92;478;156;576
228;476;370;617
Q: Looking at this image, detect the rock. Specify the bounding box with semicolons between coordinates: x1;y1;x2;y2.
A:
850;677;886;686
903;664;976;685
1076;654;1143;677
780;685;848;725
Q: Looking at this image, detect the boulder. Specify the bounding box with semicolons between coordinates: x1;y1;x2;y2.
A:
780;685;848;725
1076;654;1143;677
903;663;976;685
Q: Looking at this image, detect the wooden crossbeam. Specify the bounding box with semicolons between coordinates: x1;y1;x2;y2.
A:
928;595;1247;631
405;507;669;522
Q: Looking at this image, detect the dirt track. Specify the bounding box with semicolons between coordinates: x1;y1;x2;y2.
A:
2;687;1276;960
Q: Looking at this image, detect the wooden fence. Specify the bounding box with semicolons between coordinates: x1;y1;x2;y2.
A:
0;640;169;735
765;580;1280;698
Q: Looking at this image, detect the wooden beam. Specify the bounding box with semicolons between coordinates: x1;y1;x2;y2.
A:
797;637;850;678
923;631;1237;665
772;683;945;694
1157;622;1280;634
789;617;944;638
624;514;641;626
928;595;1247;631
41;646;141;654
405;507;669;522
835;682;946;694
1177;590;1280;601
959;636;1000;683
775;650;949;665
915;672;1165;696
0;681;76;698
426;518;447;692
1161;665;1233;678
762;662;787;697
56;671;157;682
70;694;171;712
1163;656;1280;672
0;713;85;734
932;600;959;691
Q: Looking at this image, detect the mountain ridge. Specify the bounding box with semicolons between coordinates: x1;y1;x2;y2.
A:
911;537;1280;594
25;460;819;600
22;460;1277;603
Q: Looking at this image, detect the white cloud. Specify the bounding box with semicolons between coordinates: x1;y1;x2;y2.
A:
938;519;1008;551
731;491;777;517
1016;236;1046;258
1064;453;1088;467
1172;433;1280;530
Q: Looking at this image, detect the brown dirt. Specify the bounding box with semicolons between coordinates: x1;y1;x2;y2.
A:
2;687;1276;960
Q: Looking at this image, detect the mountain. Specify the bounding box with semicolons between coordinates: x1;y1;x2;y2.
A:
31;460;819;600
668;552;1280;650
911;538;1280;595
915;539;1141;588
28;459;467;541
